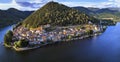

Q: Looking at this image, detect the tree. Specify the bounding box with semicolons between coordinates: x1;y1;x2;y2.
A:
4;30;13;45
4;35;11;45
86;30;93;35
89;30;94;35
15;39;29;48
40;42;45;44
7;30;13;36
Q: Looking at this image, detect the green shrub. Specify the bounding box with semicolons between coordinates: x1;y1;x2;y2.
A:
14;39;29;48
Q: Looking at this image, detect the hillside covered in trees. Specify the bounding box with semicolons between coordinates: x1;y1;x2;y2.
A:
73;7;120;22
22;2;99;28
0;8;33;28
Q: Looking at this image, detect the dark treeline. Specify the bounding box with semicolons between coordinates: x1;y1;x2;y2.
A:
0;8;33;28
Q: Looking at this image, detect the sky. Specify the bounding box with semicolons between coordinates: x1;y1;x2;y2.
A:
0;0;120;11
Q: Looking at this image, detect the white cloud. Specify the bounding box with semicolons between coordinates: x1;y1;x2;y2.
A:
0;0;40;11
107;0;120;7
28;0;51;3
60;2;96;7
111;0;120;2
60;2;113;8
59;0;120;8
0;0;24;10
0;0;120;11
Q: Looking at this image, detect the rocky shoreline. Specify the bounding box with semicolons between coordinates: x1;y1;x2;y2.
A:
13;32;102;52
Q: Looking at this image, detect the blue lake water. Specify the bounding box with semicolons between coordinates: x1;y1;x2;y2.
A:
0;23;120;62
0;25;13;42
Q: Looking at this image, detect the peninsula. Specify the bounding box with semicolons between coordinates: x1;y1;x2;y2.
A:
4;1;115;51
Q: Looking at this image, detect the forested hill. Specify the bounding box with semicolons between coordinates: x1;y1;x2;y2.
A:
0;8;33;28
73;7;120;22
22;2;98;28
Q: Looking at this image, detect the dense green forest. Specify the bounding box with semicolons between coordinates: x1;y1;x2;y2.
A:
22;2;98;28
73;7;120;22
0;8;33;28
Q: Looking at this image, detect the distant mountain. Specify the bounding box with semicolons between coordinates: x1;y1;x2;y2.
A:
94;8;120;22
0;8;33;28
22;2;98;28
108;7;120;11
73;7;120;21
87;7;99;11
95;8;118;13
72;7;94;15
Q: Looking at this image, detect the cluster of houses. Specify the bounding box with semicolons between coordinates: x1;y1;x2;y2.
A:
13;24;102;45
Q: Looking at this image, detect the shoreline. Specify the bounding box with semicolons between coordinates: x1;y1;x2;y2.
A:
13;32;102;52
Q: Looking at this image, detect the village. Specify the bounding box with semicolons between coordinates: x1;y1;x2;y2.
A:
13;23;103;47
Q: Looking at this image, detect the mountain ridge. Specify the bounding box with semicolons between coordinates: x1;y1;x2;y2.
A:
0;3;118;28
22;2;98;28
0;8;33;28
73;7;120;21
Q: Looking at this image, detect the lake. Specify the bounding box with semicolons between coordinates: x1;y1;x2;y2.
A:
0;23;120;62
